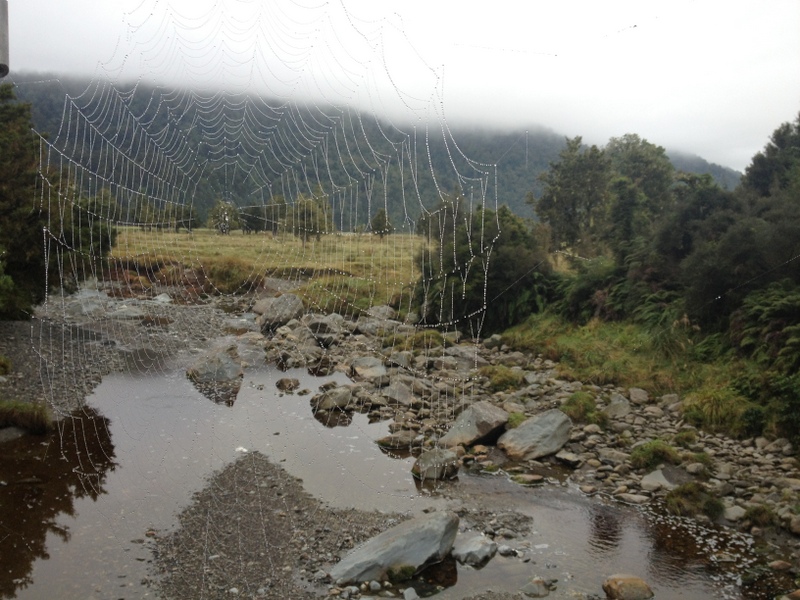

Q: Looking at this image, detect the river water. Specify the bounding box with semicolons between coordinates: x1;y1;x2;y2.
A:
0;364;792;599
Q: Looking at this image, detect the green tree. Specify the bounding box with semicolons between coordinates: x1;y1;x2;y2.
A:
742;113;800;197
285;193;334;244
207;199;240;234
370;207;394;238
0;84;50;316
529;137;611;253
416;205;553;335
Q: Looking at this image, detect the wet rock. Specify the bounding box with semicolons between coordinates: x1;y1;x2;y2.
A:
520;576;550;597
439;401;509;448
254;293;304;332
187;344;243;383
328;512;459;584
376;429;418;450
555;450;583;468
276;378;300;392
311;386;355;411
602;574;654;599
411;448;460;481
497;409;572;460
451;534;497;566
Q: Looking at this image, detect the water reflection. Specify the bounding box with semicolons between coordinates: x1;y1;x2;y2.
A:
587;503;623;552
0;408;116;598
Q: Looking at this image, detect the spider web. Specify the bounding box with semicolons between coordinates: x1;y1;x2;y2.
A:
2;1;506;598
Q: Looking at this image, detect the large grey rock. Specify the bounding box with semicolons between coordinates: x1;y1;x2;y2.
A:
381;381;415;407
640;469;676;492
451;534;497;566
628;388;650;405
186;344;243;383
444;345;489;369
328;512;459;584
602;574;654;599
411;448;460;481
366;305;397;320
376;429;418;450
255;294;304;331
439;401;509;448
497;409;572;460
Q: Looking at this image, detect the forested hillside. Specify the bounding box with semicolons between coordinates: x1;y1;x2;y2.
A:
12;74;738;226
421;113;800;446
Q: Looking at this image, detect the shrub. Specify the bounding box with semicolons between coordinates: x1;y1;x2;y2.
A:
672;429;697;448
560;391;595;421
479;365;525;392
0;355;10;376
743;505;776;527
630;439;680;470
665;482;724;520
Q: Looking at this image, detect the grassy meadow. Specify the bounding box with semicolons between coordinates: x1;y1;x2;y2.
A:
109;227;429;315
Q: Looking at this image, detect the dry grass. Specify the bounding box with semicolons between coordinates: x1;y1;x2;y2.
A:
109;227;429;310
0;400;52;434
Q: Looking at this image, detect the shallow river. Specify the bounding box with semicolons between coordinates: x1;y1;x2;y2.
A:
0;364;791;599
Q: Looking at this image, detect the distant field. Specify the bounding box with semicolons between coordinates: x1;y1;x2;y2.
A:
110;227;430;313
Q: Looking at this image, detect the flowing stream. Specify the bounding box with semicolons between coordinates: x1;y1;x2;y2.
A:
0;364;790;599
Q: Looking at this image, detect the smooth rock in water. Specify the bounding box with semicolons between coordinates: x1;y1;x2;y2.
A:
451;534;497;566
411;448;459;481
187;345;243;383
602;574;654;599
497;409;572;460
328;512;459;584
439;401;509;448
351;356;388;380
255;294;304;331
376;429;418;450
520;577;550;598
276;378;300;392
311;386;355;411
603;394;631;419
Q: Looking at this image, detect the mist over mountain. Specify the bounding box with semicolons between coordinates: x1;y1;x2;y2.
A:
12;74;740;225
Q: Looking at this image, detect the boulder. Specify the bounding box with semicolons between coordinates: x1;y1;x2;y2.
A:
497;409;572;460
451;534;497;567
366;305;397;320
328;512;459;584
724;505;747;522
411;448;460;481
381;381;415;407
311;386;355;411
602;574;654;599
439;401;509;448
186;344;243;384
255;294;304;331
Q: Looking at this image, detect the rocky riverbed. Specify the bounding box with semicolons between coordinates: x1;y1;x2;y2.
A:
1;283;799;599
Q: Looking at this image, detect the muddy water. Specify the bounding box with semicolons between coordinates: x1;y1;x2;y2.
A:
0;365;790;599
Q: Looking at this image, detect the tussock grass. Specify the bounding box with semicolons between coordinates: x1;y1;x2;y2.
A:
479;365;525;392
110;227;428;310
630;439;680;471
0;400;52;434
664;482;725;520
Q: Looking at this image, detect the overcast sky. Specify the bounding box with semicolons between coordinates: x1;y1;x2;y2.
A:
7;0;800;171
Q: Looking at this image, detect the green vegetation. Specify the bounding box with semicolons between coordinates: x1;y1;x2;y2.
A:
743;505;776;527
630;440;680;471
383;329;445;352
507;412;526;429
0;355;10;376
672;430;697;448
664;482;725;520
478;365;525;392
0;400;52;434
559;391;607;427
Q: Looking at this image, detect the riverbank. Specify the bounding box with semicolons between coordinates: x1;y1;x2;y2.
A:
1;285;799;599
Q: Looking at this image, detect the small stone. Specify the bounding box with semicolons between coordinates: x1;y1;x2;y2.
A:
602;574;654;599
520;576;550;597
769;560;792;571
